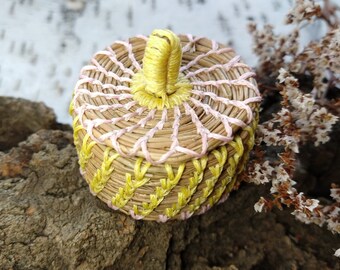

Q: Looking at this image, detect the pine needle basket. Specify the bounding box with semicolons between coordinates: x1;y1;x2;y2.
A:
69;29;261;222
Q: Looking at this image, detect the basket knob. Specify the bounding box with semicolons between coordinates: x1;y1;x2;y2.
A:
131;29;192;110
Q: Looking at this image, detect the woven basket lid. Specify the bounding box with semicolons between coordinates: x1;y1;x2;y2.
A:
71;29;261;166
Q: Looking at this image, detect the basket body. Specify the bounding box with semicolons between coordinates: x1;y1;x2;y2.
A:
70;34;261;221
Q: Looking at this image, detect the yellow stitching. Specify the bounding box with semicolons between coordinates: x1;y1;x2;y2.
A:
132;163;186;217
208;136;244;206
164;157;208;218
111;158;151;208
69;99;74;115
229;136;244;165
69;91;76;115
245;126;255;149
131;29;191;109
90;147;119;194
72;115;84;151
235;125;255;174
78;133;96;170
188;146;228;213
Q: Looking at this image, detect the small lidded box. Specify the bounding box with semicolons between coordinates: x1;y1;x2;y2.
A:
69;29;261;221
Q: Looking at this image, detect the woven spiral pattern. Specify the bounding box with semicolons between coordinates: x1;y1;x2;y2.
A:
70;33;261;221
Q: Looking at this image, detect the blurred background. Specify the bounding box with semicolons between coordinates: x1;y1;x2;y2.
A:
0;0;327;123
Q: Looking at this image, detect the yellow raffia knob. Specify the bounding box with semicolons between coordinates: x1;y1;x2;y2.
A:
131;29;192;109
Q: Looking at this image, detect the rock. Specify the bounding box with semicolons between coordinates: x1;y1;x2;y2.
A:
0;129;136;269
0;97;57;151
0;97;339;270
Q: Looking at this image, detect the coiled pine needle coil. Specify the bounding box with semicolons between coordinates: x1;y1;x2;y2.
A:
70;29;261;222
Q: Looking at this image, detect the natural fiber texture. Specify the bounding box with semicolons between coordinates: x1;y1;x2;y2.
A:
131;29;191;109
70;29;261;221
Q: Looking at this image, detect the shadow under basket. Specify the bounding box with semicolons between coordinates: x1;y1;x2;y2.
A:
70;29;261;222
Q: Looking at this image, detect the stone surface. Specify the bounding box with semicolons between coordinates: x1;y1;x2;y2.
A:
0;96;56;151
0;98;339;269
0;129;136;269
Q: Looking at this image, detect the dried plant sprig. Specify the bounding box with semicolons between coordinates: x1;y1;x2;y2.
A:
290;28;340;98
335;248;340;258
318;0;340;29
257;69;338;153
245;151;340;255
249;0;340;99
277;69;338;146
285;0;322;25
245;0;339;256
248;23;299;76
293;184;340;234
244;69;339;255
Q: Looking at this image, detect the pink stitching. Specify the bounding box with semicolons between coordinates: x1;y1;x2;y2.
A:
107;200;119;210
135;34;148;41
76;88;132;100
183;102;209;157
185;55;249;78
182;34;203;53
72;35;261;165
191;98;246;127
180;211;194;220
76;76;131;92
130;110;157;153
196;204;211;215
190;98;237;142
158;215;169;223
134;109;168;163
180;47;234;72
100;48;135;76
115;40;142;71
191;90;261;124
97;109;146;141
156;106;181;163
217;193;230;204
81;59;132;83
129;209;144;220
244;96;263;104
191;74;258;95
82;100;137;113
